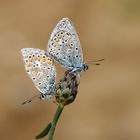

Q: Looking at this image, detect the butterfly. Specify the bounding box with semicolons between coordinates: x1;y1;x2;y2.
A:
21;48;56;101
47;18;88;74
21;18;102;103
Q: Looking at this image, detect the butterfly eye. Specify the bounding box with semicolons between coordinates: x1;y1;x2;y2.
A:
40;94;46;99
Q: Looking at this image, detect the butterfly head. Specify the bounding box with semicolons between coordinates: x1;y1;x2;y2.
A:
82;63;88;71
40;94;53;100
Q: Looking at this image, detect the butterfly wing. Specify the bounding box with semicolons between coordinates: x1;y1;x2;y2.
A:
47;18;83;71
21;48;56;99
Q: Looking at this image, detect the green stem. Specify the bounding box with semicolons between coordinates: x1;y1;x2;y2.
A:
48;104;64;140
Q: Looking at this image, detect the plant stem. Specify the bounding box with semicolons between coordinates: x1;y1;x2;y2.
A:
48;104;64;140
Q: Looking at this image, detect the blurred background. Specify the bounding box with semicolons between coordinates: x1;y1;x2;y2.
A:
0;0;140;140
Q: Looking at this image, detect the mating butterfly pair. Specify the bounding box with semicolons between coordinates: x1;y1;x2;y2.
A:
21;18;88;100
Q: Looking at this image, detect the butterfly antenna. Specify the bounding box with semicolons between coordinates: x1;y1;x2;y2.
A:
87;58;104;63
86;58;104;65
21;95;40;105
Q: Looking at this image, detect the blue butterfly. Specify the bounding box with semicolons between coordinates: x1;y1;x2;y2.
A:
47;18;88;75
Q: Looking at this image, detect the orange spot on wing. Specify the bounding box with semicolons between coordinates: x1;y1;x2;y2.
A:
42;58;47;62
37;57;41;61
47;59;53;65
32;56;37;60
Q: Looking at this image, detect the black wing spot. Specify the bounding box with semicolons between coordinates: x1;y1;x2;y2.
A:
38;82;41;85
66;33;70;36
32;77;36;80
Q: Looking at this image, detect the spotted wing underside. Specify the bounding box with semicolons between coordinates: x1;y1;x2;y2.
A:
21;48;56;99
47;18;83;70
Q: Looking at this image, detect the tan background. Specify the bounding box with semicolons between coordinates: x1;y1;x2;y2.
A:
0;0;140;140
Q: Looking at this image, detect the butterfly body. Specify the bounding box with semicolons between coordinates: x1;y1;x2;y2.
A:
66;63;88;74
